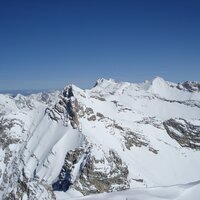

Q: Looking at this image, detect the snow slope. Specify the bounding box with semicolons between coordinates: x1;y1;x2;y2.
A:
56;180;200;200
0;77;200;199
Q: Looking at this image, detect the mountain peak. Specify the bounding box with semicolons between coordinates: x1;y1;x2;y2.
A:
147;76;168;93
94;78;116;87
151;76;166;85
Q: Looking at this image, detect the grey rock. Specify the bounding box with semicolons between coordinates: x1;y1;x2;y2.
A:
164;118;200;150
73;149;129;195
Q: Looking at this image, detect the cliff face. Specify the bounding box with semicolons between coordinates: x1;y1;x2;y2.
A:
0;77;200;199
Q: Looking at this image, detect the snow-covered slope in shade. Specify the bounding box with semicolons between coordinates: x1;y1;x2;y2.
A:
0;77;200;199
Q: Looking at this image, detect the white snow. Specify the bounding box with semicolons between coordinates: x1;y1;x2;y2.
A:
0;77;200;199
55;180;200;200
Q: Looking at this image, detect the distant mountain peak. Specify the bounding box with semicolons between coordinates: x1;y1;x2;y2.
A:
94;78;116;87
151;76;166;84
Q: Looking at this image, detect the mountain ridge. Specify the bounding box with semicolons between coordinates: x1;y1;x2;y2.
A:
0;77;199;199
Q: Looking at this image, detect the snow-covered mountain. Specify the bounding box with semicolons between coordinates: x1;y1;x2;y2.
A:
0;77;200;200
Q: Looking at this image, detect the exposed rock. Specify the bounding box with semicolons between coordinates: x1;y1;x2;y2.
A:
149;147;159;154
96;112;105;120
121;130;158;153
0;77;200;199
53;148;85;192
113;123;124;131
132;178;144;183
45;86;81;129
87;115;96;121
67;98;80;129
91;95;106;101
177;81;200;92
85;107;94;115
123;131;147;149
163;118;200;150
3;180;56;200
77;103;85;118
137;117;164;130
111;100;118;106
53;143;91;193
0;118;20;150
118;107;132;112
73;149;129;195
155;96;200;109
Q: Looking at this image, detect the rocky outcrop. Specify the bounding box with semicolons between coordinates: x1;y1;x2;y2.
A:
4;180;56;200
45;85;81;130
177;81;200;92
90;95;106;101
123;130;158;153
73;149;129;195
163;118;200;150
85;107;96;121
52;147;87;192
0;117;20;150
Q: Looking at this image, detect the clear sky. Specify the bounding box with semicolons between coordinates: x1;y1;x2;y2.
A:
0;0;200;90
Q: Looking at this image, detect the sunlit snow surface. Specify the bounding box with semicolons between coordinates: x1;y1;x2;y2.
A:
56;180;200;200
0;77;200;199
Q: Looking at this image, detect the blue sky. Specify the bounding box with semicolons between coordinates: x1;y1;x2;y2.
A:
0;0;200;90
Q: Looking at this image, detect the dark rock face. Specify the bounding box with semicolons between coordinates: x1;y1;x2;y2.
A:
123;131;147;149
96;112;105;120
67;98;80;128
84;107;97;121
45;86;80;129
177;81;200;92
85;107;94;115
163;119;200;150
53;148;86;192
90;95;106;101
73;150;129;195
123;131;158;153
87;115;96;121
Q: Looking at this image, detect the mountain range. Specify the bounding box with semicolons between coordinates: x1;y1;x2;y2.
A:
0;77;200;200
